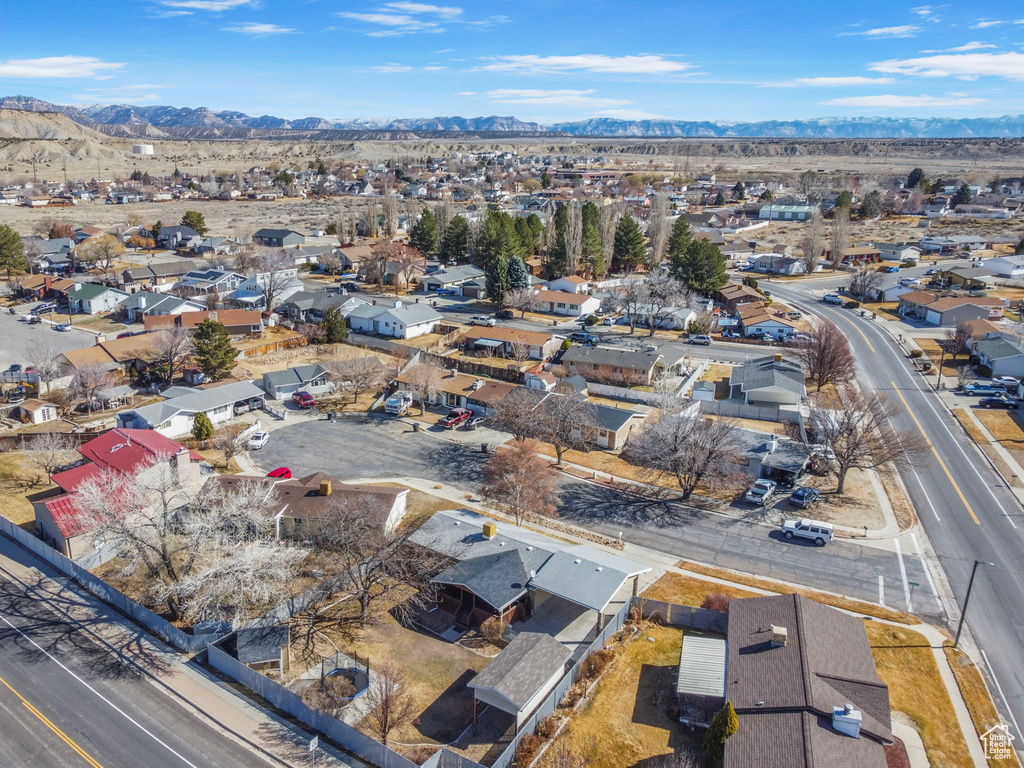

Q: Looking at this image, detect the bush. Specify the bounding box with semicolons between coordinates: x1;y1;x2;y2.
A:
580;648;615;680
535;715;559;739
560;681;585;709
480;617;505;644
584;314;599;326
512;734;544;768
909;349;923;359
701;592;732;612
905;261;917;268
560;339;572;351
192;412;214;441
844;300;860;309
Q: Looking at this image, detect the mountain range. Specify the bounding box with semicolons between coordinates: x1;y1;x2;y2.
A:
2;95;1022;139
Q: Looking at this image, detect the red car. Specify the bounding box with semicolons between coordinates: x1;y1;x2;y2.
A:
267;467;292;479
292;391;316;409
438;408;473;429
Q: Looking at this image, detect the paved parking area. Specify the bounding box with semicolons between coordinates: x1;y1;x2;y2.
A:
0;306;96;373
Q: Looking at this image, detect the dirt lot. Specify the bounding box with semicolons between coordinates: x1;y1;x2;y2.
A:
236;340;399;381
0;452;53;525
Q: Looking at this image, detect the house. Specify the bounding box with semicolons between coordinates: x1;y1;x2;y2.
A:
724;594;892;768
730;355;806;406
736;303;799;339
422;265;487;295
840;245;883;263
523;370;558;391
61;335;163;378
36;429;204;558
532;289;601;317
66;282;129;315
591;402;647;449
262;363;333;399
561;346;663;386
758;204;817;221
934;266;996;290
983;254;1024;279
971;335;1024;378
119;261;195;294
195;237;240;256
253;228;305;248
463;326;560;360
919;235;989;253
22;236;75;272
866;280;916;303
156;225;201;250
872;243;922;262
177;269;246;297
117;381;265;437
961;318;1006;341
17;399;58;425
752;254;807;276
715;283;763;309
618;303;696;331
16;274;78;301
545;275;593;294
734;428;811;483
121;292;205;323
346;299;442;339
275;291;369;323
144;309;264;338
335;244;376;271
897;290;1006;326
395;367;517;414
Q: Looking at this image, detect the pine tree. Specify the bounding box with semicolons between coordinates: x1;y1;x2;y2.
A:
906;168;925;189
666;216;692;266
486;256;511;307
836;190;853;210
703;702;738;763
673;239;728;295
323;308;348;343
0;224;26;278
514;217;537;255
733;181;746;200
541;171;552;188
193;319;236;380
478;210;522;266
526;213;545;246
409;207;439;258
180;210;208;236
192;412;214;442
439;215;469;264
612;214;646;272
713;192;726;206
507;256;530;290
952;183;973;207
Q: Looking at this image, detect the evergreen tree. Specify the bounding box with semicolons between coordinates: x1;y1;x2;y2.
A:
439;215;469;264
193;319;236;380
906;168;925;189
581;201;604;275
666;216;692;262
952;183;973;207
514;217;537;254
0;224;26;278
836;190;853;210
526;213;545;246
733;181;746;200
703;702;738;763
859;190;883;219
486;256;511;307
612;214;646;272
507;256;530;290
409;207;439;258
180;210;208;236
152;220;163;239
541;171;552;188
478;209;522;266
323;308;348;343
713;192;726;206
672;239;729;295
192;412;214;442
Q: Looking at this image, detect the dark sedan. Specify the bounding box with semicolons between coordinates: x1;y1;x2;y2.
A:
979;397;1021;409
788;487;821;508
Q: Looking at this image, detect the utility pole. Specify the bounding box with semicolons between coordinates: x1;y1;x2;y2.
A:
953;560;996;649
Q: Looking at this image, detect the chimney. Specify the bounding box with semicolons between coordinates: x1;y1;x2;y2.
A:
767;438;778;454
138;293;147;309
44;275;52;291
319;480;332;496
769;625;787;647
772;353;782;363
482;521;497;539
832;704;863;738
72;282;81;292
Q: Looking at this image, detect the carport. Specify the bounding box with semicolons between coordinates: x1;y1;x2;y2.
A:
468;337;504;354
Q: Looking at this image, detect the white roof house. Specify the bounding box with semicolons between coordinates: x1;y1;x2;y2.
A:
347;299;442;339
117;381;263;437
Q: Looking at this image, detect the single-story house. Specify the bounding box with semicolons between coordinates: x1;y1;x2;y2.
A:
334;244;376;271
195;237;240;256
119;261;195;294
156;225;201;250
919;235;990;253
61;335;163;378
262;363;333;400
935;266;996;290
16;274;78;301
17;399;58;425
971;336;1024;378
121;291;206;322
561;345;664;386
730;355;806;406
736;303;799;339
253;228;305;248
983;254;1024;279
840;245;883;263
961;318;1006;341
618;303;696;331
715;283;763;309
872;243;922;262
117;381;264;437
144;309;264;337
275;291;369;324
866;281;917;303
758;205;817;221
724;594;892;768
897;290;1006;326
752;255;807;276
463;326;560;360
346;299;442;339
591;402;647;450
545;275;593;294
394;367;518;414
176;269;246;297
532;289;601;317
735;429;811;483
67;282;129;315
422;265;487;295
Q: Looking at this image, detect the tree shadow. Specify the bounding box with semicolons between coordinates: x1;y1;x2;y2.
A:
631;663;693;752
556;480;707;530
415;668;477;742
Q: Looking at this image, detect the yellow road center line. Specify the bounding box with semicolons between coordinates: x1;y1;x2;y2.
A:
0;673;106;768
825;306;876;352
891;382;980;525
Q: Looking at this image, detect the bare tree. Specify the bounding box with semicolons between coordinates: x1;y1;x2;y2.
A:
434;198;454;242
598;200;623;265
25;339;65;396
848;267;884;300
492;386;543;440
534;393;597;465
152;326;194;384
646;192;670;268
830;207;849;270
363;663;417;746
79;233;126;277
806;385;928;494
641;274;689;337
793;320;855;392
28;431;77;483
616;280;648;334
565;201;583;275
212;428;244;469
380;190;398;238
250;248;296;311
402;362;444;414
481;439;560;526
800;211;824;274
507;340;533;366
507;287;544;318
365;241;399;291
653;748;703;768
392;249;424;293
320;251;342;276
956;362;977;388
330;356;386;406
546;740;592;768
70;363;116;413
303;674;358;718
364;198;380;238
942;322;972;362
624;409;742;499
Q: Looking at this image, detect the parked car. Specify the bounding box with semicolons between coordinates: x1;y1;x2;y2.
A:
267;467;292;479
292;391;316;409
780;518;834;546
31;302;57;315
810;444;837;462
54;323;72;332
822;293;844;305
233;401;251;415
786;310;802;320
992;376;1019;390
979;396;1021;409
788;487;820;509
735;263;753;271
884;266;900;273
27;316;41;325
494;309;514;320
247;431;270;450
962;382;1004;396
756;332;775;342
925;267;940;275
464;416;487;430
569;332;598;344
470;315;496;327
438;407;473;429
341;282;362;292
384;391;414;415
898;278;921;287
9;364;21;373
689;334;712;346
435;288;458;296
745;479;777;505
721;329;740;338
602;316;616;326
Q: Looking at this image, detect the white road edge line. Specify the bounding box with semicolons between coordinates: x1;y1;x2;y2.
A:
911;469;941;521
877;575;885;606
981;648;1023;745
0;612;203;768
894;539;912;612
910;532;939;597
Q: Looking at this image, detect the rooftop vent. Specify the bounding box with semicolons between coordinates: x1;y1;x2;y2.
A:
482;521;497;539
832;704;862;739
769;625;788;648
773;353;782;363
319;480;332;496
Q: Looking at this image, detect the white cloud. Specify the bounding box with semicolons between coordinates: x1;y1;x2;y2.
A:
480;54;691;75
372;63;413;73
337;11;444;35
0;56;125;79
158;0;252;10
869;51;1024;81
971;20;1003;29
777;76;896;87
383;2;462;18
823;94;986;107
73;91;163;103
225;22;295;36
921;41;998;52
483;88;630;108
841;25;921;38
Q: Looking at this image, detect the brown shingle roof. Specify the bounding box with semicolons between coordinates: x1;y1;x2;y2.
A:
534;290;593;306
463;326;555;347
62;336;160;369
144;309;263;331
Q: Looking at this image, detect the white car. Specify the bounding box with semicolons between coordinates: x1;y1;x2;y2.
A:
780;518;834;546
470;315;496;327
745;479;777;505
822;293;843;305
992;376;1019;391
247;431;270;450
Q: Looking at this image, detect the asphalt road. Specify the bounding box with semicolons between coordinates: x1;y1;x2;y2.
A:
0;305;95;374
257;415;943;620
768;279;1024;745
0;570;264;768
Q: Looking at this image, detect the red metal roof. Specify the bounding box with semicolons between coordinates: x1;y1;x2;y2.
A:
51;462;104;494
78;428;201;473
44;494;90;538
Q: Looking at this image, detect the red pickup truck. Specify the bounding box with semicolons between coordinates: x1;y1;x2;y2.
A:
438;408;473;429
292;391;316;409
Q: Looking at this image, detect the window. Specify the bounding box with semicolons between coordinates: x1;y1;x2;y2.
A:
557;302;566;309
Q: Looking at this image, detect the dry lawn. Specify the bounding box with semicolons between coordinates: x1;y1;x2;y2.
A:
943;645;1021;768
708;414;790;436
914;337;971;379
868;623;972;768
952;409;1024;488
545;623;696;768
237;342;398;380
700;363;733;400
0;452;52;525
795;467;888;531
642;571;758;605
533;442;678;491
861;302;902;322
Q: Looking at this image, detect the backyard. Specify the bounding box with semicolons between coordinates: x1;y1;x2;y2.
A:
0;451;52;526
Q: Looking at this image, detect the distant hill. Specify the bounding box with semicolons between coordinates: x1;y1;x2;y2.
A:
1;95;1021;138
0;108;107;140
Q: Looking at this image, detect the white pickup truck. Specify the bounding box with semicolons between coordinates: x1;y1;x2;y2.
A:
384;391;414;415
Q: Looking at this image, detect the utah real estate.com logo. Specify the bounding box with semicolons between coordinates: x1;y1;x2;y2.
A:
981;723;1015;760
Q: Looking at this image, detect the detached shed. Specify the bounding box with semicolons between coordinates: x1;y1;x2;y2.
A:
676;633;727;728
235;624;291;674
468;632;571;729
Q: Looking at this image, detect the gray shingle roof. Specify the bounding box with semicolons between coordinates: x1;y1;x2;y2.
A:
974;336;1024;360
432;550;530;611
730;355;805;396
255;228;302;238
235;624;290;664
124;381;263;427
381;302;443;326
561;345;661;372
527;545;643;612
468;632;571;711
592;403;643;433
263;363;330;390
125;260;195;280
425;265;485;284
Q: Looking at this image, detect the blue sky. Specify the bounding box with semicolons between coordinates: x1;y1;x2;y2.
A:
1;0;1022;122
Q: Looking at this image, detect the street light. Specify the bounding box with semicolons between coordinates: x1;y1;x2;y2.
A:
953;559;997;649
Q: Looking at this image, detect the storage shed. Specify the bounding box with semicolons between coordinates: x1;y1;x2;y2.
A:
676;633;727;728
